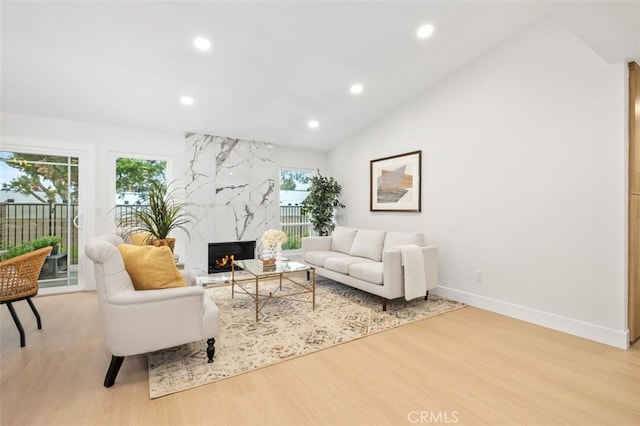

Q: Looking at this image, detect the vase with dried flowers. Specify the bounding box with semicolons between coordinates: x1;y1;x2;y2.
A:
260;229;288;262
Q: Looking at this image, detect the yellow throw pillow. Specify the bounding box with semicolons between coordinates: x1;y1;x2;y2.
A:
130;232;153;246
117;244;186;290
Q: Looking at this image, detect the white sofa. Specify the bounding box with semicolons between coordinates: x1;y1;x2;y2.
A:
85;234;220;387
301;226;438;311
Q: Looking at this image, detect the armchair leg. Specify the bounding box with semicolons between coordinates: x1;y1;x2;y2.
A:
382;297;387;312
5;302;26;347
425;291;429;301
26;297;42;329
104;355;125;388
207;338;216;363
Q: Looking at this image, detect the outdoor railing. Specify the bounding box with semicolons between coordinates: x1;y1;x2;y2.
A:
113;204;150;228
279;205;310;250
0;202;310;256
0;202;78;262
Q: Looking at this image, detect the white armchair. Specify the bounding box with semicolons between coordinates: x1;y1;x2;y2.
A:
85;234;219;387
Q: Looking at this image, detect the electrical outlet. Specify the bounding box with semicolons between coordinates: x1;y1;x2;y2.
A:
475;271;484;283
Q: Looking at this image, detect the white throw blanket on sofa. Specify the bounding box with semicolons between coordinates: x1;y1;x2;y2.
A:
396;245;426;301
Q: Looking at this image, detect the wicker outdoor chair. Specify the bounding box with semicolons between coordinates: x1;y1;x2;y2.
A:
0;246;52;347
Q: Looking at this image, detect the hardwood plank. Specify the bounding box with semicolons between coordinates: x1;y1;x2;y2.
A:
629;62;640;194
1;291;639;425
630;61;640;342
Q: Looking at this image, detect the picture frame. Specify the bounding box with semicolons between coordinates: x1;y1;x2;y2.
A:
370;150;421;212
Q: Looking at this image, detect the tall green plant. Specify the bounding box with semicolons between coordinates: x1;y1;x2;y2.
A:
119;180;195;240
300;171;345;236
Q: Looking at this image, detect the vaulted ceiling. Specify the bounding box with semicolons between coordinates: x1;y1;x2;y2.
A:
2;1;639;151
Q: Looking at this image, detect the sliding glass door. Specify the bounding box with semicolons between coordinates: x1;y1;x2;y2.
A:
1;150;81;291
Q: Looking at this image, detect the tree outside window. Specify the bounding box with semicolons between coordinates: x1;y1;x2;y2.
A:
115;157;166;205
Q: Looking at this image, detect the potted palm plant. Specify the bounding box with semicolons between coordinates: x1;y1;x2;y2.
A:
300;171;345;236
119;180;195;252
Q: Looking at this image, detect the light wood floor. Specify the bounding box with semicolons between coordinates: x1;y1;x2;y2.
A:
1;291;639;426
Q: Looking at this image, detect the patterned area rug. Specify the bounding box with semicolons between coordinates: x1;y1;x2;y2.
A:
148;274;465;398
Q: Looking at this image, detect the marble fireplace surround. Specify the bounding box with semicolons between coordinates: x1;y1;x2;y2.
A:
184;133;279;275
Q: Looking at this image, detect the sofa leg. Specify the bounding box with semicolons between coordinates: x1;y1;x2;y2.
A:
207;338;216;363
104;355;125;388
425;291;429;301
382;297;387;312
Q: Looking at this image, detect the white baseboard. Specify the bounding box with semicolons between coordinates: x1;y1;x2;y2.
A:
432;286;629;350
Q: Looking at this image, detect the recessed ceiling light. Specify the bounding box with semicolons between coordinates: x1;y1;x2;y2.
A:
193;37;212;51
180;96;194;106
416;24;434;39
307;120;319;129
350;83;364;95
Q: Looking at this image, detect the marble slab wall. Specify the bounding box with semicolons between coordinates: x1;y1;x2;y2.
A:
184;133;278;274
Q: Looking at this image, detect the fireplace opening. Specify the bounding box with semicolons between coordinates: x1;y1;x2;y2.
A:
208;241;256;273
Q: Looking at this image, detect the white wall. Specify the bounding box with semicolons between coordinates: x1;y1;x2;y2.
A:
327;18;628;348
276;145;326;174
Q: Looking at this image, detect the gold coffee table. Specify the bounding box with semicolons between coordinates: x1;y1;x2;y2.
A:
231;259;316;322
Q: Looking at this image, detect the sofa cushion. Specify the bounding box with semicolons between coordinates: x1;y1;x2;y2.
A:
350;229;386;261
350;262;384;285
383;231;426;253
331;226;358;254
304;251;349;268
324;256;374;274
117;244;186;290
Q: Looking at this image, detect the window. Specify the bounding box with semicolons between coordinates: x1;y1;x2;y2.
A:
279;169;311;250
0;150;80;289
114;157;166;228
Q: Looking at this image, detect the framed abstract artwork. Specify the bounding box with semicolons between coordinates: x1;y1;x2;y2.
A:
370;150;421;212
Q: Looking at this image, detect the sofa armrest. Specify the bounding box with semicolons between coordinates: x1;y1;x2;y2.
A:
422;246;439;290
104;285;209;355
383;249;404;295
176;262;197;286
301;236;333;254
109;285;204;305
383;245;439;294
